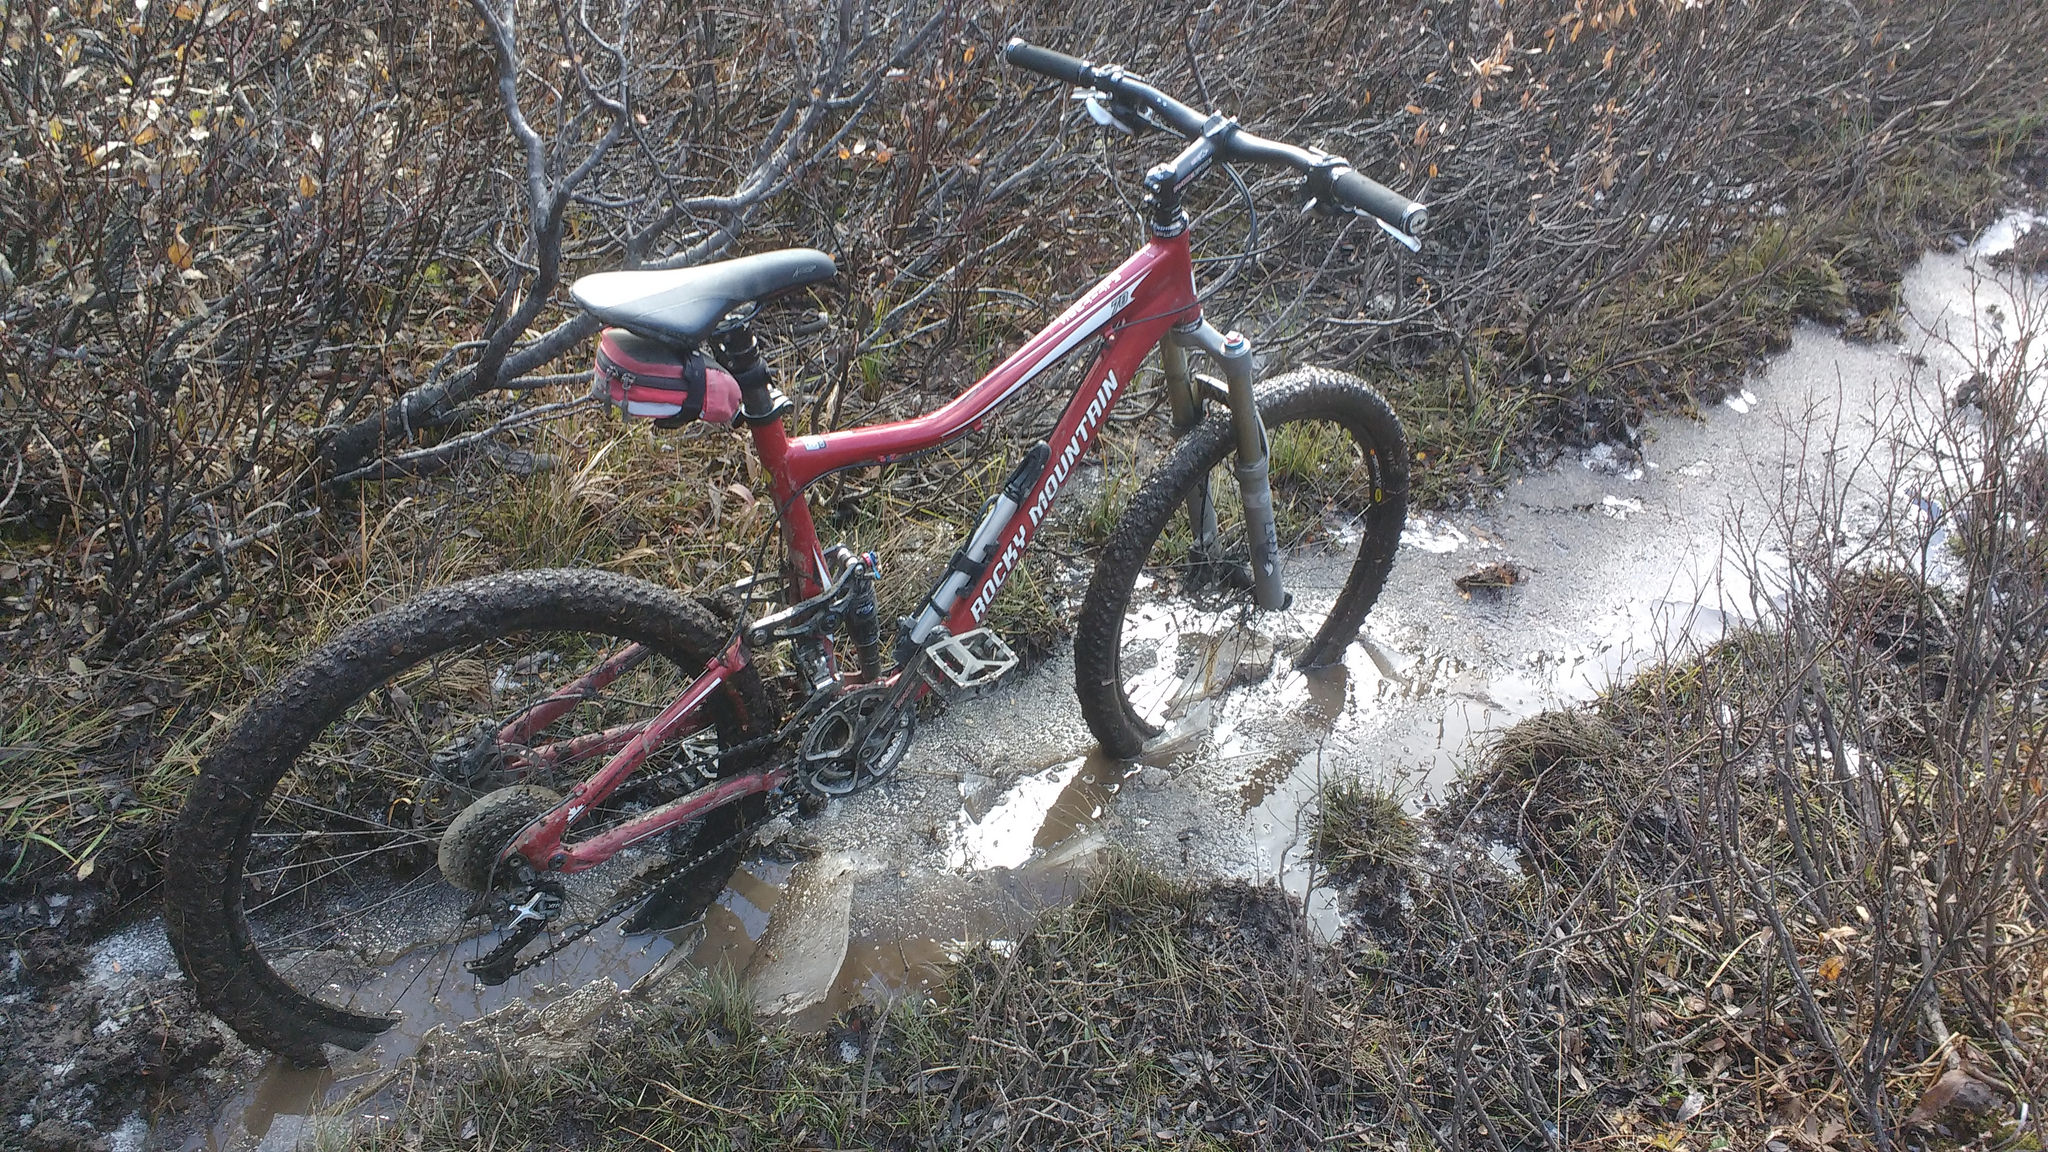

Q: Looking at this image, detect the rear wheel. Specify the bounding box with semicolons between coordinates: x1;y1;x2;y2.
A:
1075;369;1407;757
165;570;776;1062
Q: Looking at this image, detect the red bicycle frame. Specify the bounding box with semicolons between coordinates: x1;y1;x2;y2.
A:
509;228;1201;873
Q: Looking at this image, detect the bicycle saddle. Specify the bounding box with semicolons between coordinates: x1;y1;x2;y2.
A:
570;248;837;346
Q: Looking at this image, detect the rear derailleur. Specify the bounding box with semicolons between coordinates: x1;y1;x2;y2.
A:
464;865;565;986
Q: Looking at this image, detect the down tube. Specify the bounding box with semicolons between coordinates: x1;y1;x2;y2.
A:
949;323;1172;634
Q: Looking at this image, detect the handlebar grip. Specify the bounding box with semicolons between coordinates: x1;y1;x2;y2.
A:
1002;38;1095;87
1332;167;1430;235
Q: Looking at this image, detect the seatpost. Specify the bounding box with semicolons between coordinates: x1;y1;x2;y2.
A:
712;322;785;422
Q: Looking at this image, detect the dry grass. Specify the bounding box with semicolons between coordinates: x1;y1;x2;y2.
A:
347;857;1368;1151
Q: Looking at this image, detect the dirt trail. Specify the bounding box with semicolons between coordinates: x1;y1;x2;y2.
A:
31;218;2036;1151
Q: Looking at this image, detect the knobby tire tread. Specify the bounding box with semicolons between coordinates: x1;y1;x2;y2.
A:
1075;369;1408;758
164;569;774;1063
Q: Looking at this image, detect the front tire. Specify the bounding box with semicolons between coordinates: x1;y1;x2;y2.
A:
1075;368;1408;758
165;569;775;1062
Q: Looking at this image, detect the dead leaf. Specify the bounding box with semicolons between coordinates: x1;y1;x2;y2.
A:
1455;561;1523;599
1674;1091;1704;1123
1904;1068;2004;1129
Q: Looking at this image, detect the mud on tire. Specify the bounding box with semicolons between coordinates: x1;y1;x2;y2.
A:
1075;369;1407;758
164;569;774;1063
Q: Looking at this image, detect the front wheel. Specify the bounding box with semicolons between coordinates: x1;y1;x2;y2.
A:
164;570;776;1062
1075;368;1408;758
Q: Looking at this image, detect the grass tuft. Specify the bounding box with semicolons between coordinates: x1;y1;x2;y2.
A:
1310;778;1416;882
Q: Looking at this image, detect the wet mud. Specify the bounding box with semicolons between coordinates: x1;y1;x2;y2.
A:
18;215;2042;1150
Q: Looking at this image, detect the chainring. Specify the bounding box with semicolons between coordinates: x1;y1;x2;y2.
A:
797;682;915;797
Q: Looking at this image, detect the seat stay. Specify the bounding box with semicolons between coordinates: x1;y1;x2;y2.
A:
509;634;755;873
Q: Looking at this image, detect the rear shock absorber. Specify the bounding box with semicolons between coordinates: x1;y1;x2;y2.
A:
844;553;883;682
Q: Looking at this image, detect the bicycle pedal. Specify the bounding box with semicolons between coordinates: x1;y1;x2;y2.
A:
923;627;1020;691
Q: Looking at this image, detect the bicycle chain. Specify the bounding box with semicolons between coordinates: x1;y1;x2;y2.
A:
490;787;796;978
478;674;893;980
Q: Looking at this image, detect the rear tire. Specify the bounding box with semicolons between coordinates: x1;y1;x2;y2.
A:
165;569;775;1062
1075;369;1407;758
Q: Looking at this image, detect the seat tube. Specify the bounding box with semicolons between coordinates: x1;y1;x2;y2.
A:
1176;321;1286;611
720;320;830;595
750;417;829;594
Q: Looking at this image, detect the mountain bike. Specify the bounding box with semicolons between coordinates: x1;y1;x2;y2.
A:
166;39;1422;1062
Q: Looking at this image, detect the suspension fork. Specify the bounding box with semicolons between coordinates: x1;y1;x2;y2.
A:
1166;320;1288;611
1160;334;1221;571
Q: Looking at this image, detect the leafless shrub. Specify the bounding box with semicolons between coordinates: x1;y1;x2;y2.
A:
793;0;2047;459
3;0;498;650
7;0;2043;662
1692;271;2048;1139
1;0;938;654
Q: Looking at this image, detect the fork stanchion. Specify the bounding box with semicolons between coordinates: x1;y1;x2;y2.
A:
1175;322;1289;611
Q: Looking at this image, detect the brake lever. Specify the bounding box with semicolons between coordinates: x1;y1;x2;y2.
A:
1374;216;1423;252
1073;88;1140;135
1300;180;1423;253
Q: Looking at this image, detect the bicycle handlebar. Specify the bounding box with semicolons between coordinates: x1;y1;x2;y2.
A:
999;40;1093;89
1002;37;1428;236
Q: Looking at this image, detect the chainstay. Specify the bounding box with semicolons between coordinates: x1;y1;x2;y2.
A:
503;790;793;976
497;672;868;977
603;724;783;797
606;673;846;797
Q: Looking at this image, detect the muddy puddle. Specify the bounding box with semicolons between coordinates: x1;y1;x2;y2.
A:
142;215;2042;1149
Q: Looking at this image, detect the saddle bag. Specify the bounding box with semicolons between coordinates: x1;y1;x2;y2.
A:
591;328;743;427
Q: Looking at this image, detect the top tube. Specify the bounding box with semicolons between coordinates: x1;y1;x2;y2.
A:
766;230;1199;495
